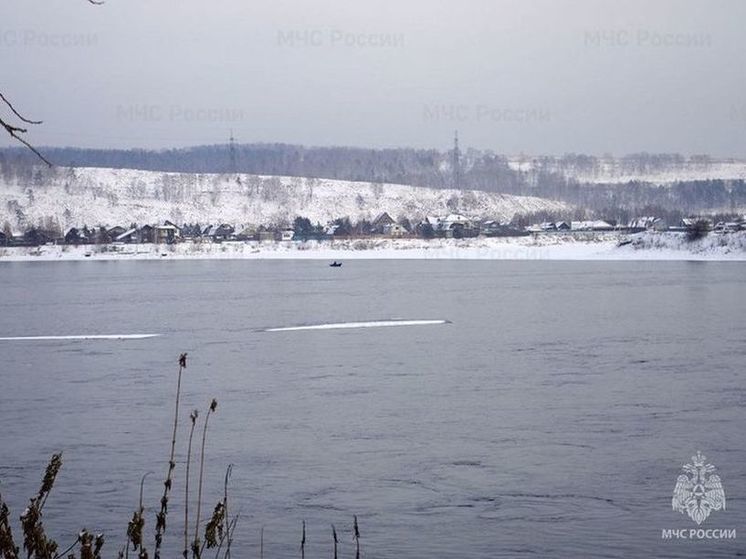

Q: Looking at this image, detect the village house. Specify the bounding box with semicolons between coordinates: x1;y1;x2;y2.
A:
714;221;740;234
481;220;501;235
257;227;275;242
437;214;476;238
24;229;54;246
107;225;127;240
414;216;435;237
178;224;202;239
8;230;25;246
236;226;258;241
154;224;180;244
114;227;140;243
668;217;712;232
628;217;665;232
139;224;155;243
64;227;91;245
372;212;396;234
482;221;529;237
203;224;235;241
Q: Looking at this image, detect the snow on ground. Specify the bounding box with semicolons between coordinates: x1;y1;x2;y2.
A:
507;157;746;185
624;230;746;255
0;167;569;229
2;233;745;262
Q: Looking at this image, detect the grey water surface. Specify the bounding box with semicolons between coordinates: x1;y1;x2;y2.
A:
1;260;745;558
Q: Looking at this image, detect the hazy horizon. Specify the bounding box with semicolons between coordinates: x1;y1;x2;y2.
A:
3;0;746;156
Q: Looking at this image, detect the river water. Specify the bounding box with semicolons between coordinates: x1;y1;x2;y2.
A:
1;260;744;558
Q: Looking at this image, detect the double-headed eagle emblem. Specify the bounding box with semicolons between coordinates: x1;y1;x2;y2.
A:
672;451;726;525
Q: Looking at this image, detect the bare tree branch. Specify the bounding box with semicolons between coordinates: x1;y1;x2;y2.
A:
0;110;52;167
0;92;42;125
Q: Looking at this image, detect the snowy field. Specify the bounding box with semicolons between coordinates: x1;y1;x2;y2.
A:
2;233;746;262
507;157;746;185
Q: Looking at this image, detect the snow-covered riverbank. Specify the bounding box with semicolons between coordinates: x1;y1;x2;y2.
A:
2;233;746;262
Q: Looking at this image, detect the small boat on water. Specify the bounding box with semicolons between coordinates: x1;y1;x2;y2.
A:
329;261;343;267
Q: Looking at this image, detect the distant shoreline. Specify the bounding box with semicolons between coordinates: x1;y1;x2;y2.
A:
2;233;746;262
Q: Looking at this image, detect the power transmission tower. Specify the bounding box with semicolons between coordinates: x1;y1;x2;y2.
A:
453;130;461;189
229;129;237;174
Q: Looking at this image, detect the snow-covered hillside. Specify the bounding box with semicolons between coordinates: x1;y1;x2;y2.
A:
507;157;746;185
0;167;569;229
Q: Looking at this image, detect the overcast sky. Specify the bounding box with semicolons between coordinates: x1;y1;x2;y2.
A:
2;0;745;155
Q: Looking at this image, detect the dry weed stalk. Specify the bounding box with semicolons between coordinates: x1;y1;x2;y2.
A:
0;493;19;559
206;465;232;559
223;514;238;559
331;525;338;559
0;351;367;559
259;526;264;559
154;353;187;558
300;521;306;559
126;472;152;558
20;453;62;559
220;465;232;559
77;530;104;559
192;399;218;558
183;410;199;559
202;503;224;551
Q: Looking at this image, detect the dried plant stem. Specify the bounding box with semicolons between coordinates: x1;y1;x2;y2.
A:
354;516;360;559
224;515;239;559
139;472;153;511
211;514;239;559
193;400;218;556
21;453;63;559
223;465;231;556
332;525;338;559
184;410;199;559
300;521;306;559
0;493;20;559
155;353;187;558
53;536;79;559
127;471;153;558
211;465;233;559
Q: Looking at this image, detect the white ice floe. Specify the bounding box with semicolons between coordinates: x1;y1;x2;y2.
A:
265;320;448;332
0;334;161;341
